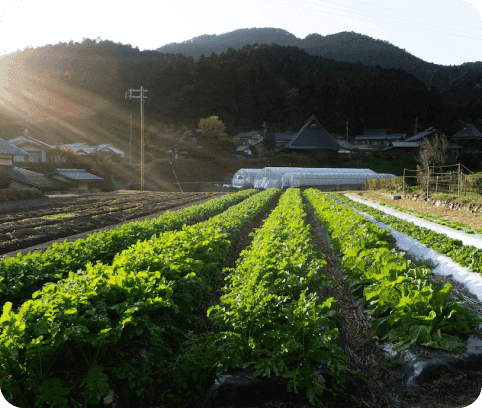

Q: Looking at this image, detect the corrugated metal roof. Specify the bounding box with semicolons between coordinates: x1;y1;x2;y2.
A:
0;138;29;155
52;168;103;180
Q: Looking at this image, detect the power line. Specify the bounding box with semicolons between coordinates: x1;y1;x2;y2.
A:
295;0;482;41
343;0;482;32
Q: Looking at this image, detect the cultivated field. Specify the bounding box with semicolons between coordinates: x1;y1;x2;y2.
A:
0;190;220;255
1;189;481;408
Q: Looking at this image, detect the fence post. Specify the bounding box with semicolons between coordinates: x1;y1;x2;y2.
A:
402;168;405;195
458;163;460;203
426;166;430;200
436;175;438;192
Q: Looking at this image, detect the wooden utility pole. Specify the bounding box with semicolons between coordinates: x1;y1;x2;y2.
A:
414;116;418;136
125;87;148;191
346;119;349;140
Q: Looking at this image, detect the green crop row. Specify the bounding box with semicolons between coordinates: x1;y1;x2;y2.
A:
332;193;482;274
305;189;481;354
173;189;355;407
0;189;280;408
0;189;258;307
353;193;480;234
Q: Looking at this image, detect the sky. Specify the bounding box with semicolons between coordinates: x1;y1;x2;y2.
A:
0;0;481;66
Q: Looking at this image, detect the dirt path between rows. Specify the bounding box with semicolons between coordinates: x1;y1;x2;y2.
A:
1;195;223;259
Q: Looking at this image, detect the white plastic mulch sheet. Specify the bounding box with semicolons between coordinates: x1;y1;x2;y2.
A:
345;194;482;248
334;194;482;304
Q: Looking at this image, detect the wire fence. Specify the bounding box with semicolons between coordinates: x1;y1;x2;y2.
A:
402;163;476;201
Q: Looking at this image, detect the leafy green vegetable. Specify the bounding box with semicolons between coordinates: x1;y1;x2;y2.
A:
305;189;481;355
0;189;280;407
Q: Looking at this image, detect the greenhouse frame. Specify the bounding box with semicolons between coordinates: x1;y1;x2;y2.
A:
232;168;263;188
232;167;396;190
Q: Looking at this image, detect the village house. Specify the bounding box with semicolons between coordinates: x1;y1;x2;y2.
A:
273;131;295;149
380;127;463;160
8;130;56;163
47;168;103;192
6;167;70;193
59;143;125;162
352;129;406;148
0;138;28;166
283;115;341;157
79;144;125;160
450;123;482;151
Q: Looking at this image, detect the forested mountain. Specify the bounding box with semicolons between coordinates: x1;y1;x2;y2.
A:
0;39;480;145
156;28;482;105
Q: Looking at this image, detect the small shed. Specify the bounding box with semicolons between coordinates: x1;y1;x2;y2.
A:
47;168;103;191
6;167;70;192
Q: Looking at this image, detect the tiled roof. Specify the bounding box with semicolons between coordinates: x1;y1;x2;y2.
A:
353;135;404;141
285;119;339;149
51;168;103;180
354;135;388;140
404;127;437;142
382;142;420;150
363;129;387;135
450;123;482;140
355;146;377;151
7;167;70;191
273;132;295;142
8;135;54;150
234;131;262;139
0;138;29;155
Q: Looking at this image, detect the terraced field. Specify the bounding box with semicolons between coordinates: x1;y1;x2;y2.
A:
1;189;481;408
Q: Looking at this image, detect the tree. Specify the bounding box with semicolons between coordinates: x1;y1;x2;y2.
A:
426;75;435;92
416;132;449;184
198;116;227;140
263;131;276;151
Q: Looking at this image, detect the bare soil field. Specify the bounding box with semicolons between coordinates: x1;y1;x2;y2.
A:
0;190;221;255
353;190;482;230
